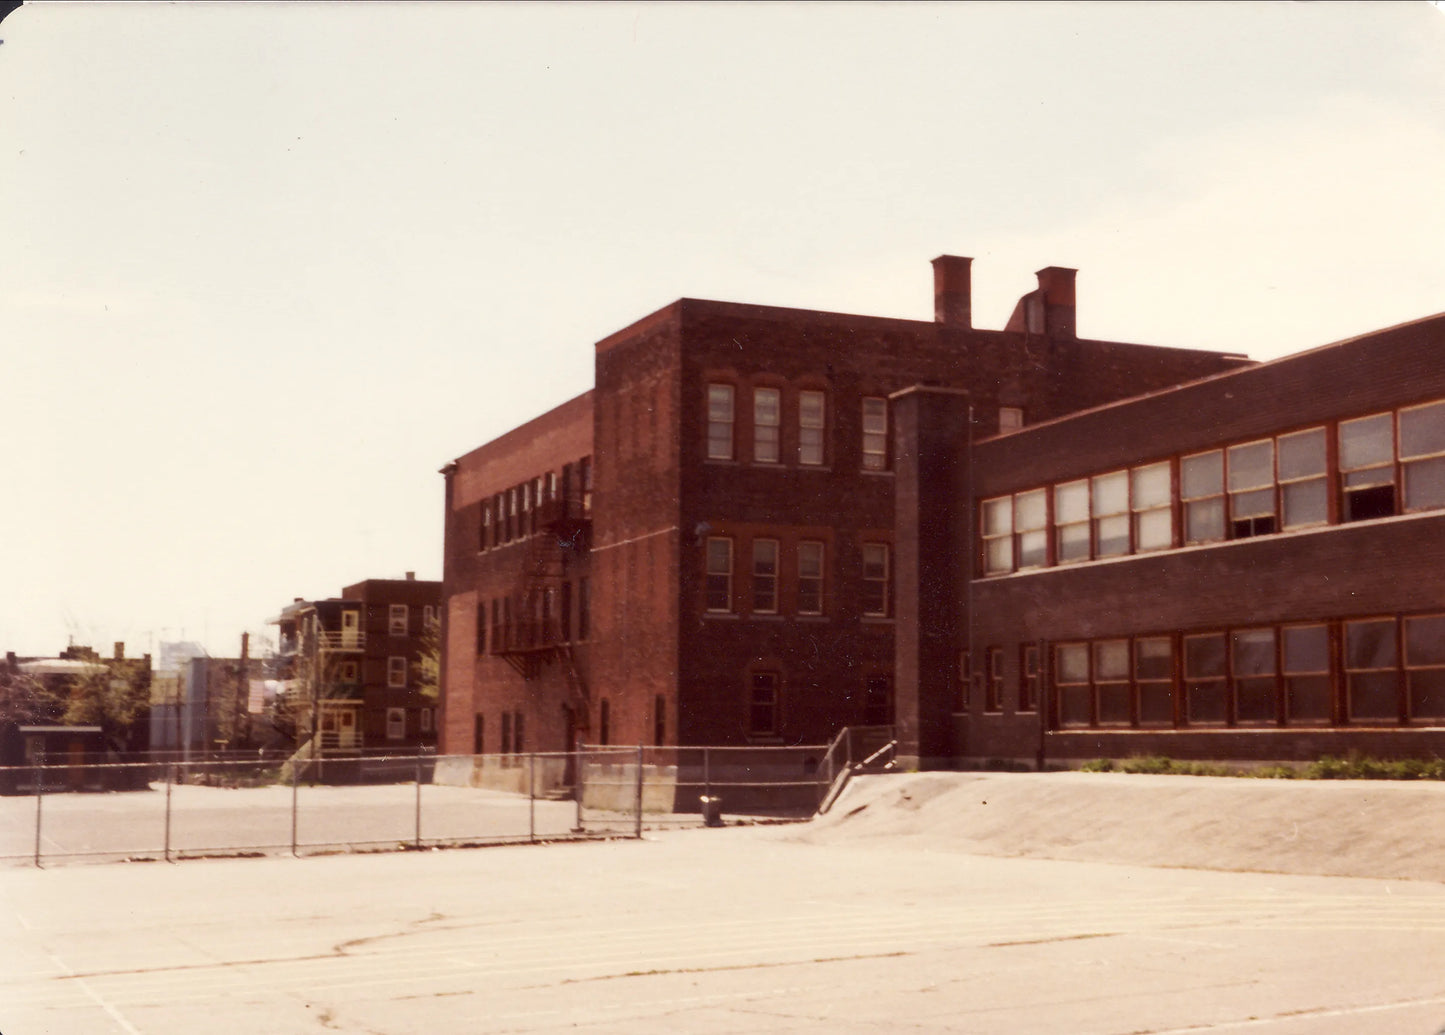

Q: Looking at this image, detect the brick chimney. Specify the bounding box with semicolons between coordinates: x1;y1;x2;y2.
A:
1035;266;1076;340
114;641;125;660
405;571;416;581
932;255;973;328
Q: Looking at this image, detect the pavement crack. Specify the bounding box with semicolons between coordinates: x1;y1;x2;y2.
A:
556;949;912;985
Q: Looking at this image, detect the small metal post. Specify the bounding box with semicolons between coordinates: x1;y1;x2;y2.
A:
290;755;299;857
634;745;644;840
164;764;174;863
528;752;536;843
703;746;711;804
33;753;43;868
414;752;423;850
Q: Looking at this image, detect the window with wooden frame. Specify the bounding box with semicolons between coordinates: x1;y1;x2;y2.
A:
1344;617;1399;721
1283;624;1332;724
998;406;1024;434
864;672;892;726
799;390;826;465
861;543;890;617
1131;462;1173;552
1054;643;1091;728
749;672;780;737
1339;413;1396;522
1019;644;1040;713
654;695;666;747
1054;480;1090;563
1231;627;1279;724
752;539;779;613
1278;427;1329;529
1227;440;1277;538
1093;639;1131;725
797;541;824;615
705;537;733;613
386;707;406;740
481;499;492;550
1092;472;1130;558
753;387;781;463
476;604;487;656
983;647;1004;712
1181;450;1225;545
1400;400;1445;513
1183;633;1227;725
389;604;408;636
1134;637;1174;726
982;497;1013;574
387;655;407;689
706;384;735;460
1405;613;1445;721
862;397;888;470
1014;490;1048;569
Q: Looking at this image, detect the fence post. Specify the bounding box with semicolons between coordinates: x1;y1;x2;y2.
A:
528;752;536;843
414;752;423;850
634;745;644;840
574;746;584;834
164;764;174;863
702;747;711;812
32;754;43;868
290;755;299;857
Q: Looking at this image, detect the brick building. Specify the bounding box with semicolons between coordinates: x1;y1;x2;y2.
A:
439;257;1250;757
272;574;441;757
900;311;1445;768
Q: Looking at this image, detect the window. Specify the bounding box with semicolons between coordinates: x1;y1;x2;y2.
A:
861;543;890;617
1181;450;1225;544
1283;624;1332;723
386;707;406;740
476;605;487;656
864;673;892;726
1405;614;1445;721
420;707;433;733
862;397;888;470
707;384;735;460
750;672;780;736
1183;633;1227;724
982;497;1013;574
1400;400;1445;512
1345;618;1399;721
338;661;358;683
998;406;1024;434
1054;480;1090;563
1014;490;1047;569
1135;637;1174;726
984;647;1003;712
1227;440;1277;538
957;651;973;711
1019;644;1039;712
1094;640;1131;724
1131;462;1173;552
598;699;610;745
1232;627;1278;724
1091;472;1130;557
1278;427;1328;528
389;604;409;636
500;711;512;754
799;390;826;465
1055;643;1090;727
797;541;824;615
513;711;524;754
752;539;779;613
481;500;492;550
654;695;666;746
705;537;733;613
473;713;484;755
387;656;407;688
1340;413;1396;521
753;387;780;463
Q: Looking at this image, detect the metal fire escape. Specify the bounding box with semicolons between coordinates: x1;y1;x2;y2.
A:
494;486;592;729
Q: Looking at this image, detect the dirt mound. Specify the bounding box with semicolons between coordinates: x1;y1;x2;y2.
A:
790;770;1445;883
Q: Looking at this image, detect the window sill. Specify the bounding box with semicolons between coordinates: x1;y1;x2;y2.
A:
861;616;895;626
748;614;785;622
860;468;894;477
702;612;741;620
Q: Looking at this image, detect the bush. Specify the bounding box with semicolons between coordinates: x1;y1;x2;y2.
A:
1078;754;1445;781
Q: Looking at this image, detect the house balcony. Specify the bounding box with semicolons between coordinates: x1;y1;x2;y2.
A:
314;630;365;652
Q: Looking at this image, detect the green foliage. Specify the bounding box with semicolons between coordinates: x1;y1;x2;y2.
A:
1080;754;1445;781
412;614;441;704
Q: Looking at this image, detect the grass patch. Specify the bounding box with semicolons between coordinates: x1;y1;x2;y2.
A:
1080;754;1445;780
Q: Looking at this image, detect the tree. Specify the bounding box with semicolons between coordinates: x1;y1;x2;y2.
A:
412;612;440;705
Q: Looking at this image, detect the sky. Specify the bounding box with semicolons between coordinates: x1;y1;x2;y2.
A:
2;1;1443;661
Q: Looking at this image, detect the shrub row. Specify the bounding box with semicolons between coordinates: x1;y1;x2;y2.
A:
1078;755;1445;780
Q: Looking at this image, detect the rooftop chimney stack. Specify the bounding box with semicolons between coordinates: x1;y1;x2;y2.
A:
1035;266;1077;340
932;255;973;328
114;641;124;660
405;571;416;581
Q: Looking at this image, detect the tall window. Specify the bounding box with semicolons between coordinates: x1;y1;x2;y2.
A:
1135;637;1174;726
1019;644;1039;712
864;673;892;726
753;387;780;463
861;543;890;617
1345;618;1399;721
1227;440;1277;538
1339;413;1396;521
654;696;666;746
1401;400;1445;512
1283;624;1331;723
752;539;779;613
500;712;512;755
1055;643;1090;727
1131;462;1173;552
749;672;779;736
797;541;824;615
1183;633;1227;725
1405;614;1445;721
1279;427;1329;528
476;605;487;656
1091;472;1130;557
705;537;733;613
1093;640;1130;724
984;647;1003;712
982;497;1013;574
387;656;407;689
1181;450;1225;544
389;604;409;636
386;707;406;740
473;714;484;755
598;699;610;746
799;390;826;465
481;500;492;550
1054;480;1090;563
707;384;735;460
1014;490;1047;569
1232;627;1278;724
862;397;888;471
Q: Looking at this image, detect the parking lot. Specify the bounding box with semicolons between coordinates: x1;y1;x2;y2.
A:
5;772;1445;1034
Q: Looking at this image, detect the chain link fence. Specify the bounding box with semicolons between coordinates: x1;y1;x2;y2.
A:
0;737;894;866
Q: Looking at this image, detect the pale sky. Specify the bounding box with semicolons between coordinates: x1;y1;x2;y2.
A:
2;2;1443;661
